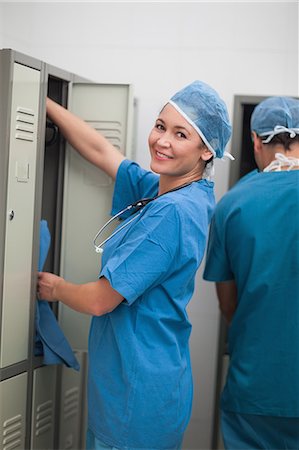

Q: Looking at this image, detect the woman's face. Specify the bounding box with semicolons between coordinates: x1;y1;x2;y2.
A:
148;103;209;179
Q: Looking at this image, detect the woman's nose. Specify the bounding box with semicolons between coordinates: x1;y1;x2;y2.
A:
157;135;171;147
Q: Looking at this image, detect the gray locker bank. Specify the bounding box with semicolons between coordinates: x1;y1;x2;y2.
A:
0;48;134;450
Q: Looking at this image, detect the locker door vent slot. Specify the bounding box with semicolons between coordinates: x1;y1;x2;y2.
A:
2;414;22;450
35;400;54;437
15;106;36;142
87;120;122;151
63;387;79;420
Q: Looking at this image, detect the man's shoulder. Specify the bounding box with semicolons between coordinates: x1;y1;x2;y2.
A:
214;170;260;219
221;170;259;200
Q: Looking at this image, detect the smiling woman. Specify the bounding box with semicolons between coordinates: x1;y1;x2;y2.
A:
37;80;232;450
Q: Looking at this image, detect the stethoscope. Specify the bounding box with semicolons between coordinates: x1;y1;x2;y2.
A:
93;179;201;254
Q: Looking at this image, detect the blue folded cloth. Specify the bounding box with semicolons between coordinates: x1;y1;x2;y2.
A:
35;219;80;371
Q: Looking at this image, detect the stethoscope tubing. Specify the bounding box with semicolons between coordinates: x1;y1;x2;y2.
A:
93;206;142;253
93;179;201;254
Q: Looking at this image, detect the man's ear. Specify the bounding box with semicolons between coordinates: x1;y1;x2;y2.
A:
201;147;214;161
252;131;263;153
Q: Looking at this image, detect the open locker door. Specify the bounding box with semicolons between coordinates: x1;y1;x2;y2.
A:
59;82;134;351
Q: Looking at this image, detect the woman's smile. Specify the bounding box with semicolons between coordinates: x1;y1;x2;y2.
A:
155;150;174;160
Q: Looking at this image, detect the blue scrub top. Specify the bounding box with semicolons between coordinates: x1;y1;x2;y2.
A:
204;169;299;417
88;159;215;449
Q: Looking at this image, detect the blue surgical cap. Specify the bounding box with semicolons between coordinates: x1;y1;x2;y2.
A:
251;96;299;143
169;80;232;159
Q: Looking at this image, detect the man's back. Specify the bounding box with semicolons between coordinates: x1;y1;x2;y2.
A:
204;168;299;416
204;95;299;449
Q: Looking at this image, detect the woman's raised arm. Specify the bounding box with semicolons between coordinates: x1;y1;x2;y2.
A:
46;97;125;180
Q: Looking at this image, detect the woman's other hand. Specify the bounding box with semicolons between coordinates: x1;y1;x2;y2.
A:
37;272;63;302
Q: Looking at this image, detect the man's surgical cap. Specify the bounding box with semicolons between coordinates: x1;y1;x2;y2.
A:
169;80;232;159
251;96;299;144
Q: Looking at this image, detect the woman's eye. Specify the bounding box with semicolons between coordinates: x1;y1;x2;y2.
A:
156;123;165;131
177;131;187;139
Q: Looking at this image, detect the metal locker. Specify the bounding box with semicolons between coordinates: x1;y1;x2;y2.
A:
30;366;57;450
0;373;27;450
0;48;134;450
0;61;41;368
58;351;87;450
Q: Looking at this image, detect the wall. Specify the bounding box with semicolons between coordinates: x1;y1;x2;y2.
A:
0;5;3;48
0;2;298;449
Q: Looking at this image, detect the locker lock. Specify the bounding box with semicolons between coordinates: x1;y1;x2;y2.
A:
8;210;15;221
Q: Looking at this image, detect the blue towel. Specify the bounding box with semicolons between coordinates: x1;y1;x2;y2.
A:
35;220;80;371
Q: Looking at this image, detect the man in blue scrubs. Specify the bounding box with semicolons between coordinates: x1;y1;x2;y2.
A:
203;96;299;449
